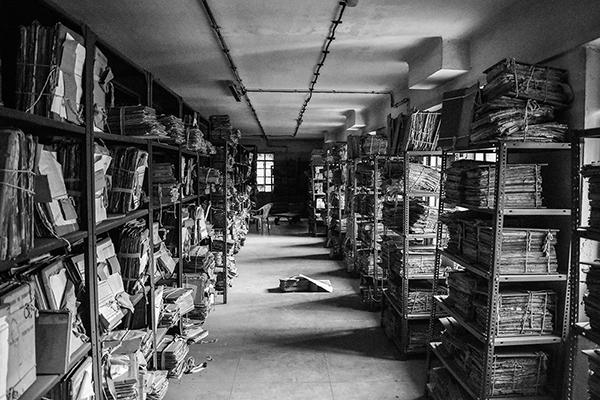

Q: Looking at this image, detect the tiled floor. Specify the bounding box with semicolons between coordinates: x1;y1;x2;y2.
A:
164;222;425;400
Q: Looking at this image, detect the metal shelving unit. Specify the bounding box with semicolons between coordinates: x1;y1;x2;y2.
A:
309;154;326;236
381;151;443;358
0;1;212;398
426;142;572;400
566;128;600;400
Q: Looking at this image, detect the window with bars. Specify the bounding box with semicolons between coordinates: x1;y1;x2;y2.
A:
257;153;274;192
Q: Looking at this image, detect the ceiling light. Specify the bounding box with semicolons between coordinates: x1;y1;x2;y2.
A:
227;81;242;102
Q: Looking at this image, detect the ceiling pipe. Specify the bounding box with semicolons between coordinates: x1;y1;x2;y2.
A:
199;0;268;141
246;88;408;108
292;0;353;137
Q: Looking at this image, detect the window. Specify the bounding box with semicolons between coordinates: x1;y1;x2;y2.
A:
257;153;274;192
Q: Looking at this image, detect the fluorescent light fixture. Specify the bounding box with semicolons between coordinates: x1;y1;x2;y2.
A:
227;81;242;102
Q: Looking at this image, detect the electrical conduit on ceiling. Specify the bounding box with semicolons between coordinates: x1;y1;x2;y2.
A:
199;0;268;141
292;0;354;137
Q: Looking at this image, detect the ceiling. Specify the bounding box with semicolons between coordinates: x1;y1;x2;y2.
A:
53;0;521;139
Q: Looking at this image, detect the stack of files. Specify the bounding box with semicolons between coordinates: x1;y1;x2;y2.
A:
182;157;196;196
154;242;176;281
438;318;549;397
102;334;142;400
471;97;567;143
466;226;559;274
473;290;556;336
443;212;559;274
152;163;179;205
400;111;442;151
588;350;600;400
181;318;209;344
444;159;545;208
156;335;190;379
446;271;481;319
186;128;208;152
0;129;36;261
44;356;95;400
183;272;215;321
102;329;153;360
387;280;445;315
108;147;148;214
361;134;388;156
142;370;169;400
182;247;215;274
117;219;150;294
93;142;112;223
481;58;572;108
429;367;470;400
208;115;231;141
198;167;221;193
107;106;167;137
52;140;82;218
382;200;438;234
163;287;195;316
582;163;600;229
584;262;600;332
381;236;436;276
16;21;85;125
36;146;79;236
97;273;131;331
158;303;179;328
158;115;185;144
382;163;440;195
96;237;121;279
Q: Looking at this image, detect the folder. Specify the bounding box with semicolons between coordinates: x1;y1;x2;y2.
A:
35;310;72;374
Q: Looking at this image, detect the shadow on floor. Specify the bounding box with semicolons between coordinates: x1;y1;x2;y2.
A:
252;253;333;262
269;293;366;311
251;326;401;360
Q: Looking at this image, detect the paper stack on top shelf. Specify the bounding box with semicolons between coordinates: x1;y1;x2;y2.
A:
444;159;544;208
107;106;167;137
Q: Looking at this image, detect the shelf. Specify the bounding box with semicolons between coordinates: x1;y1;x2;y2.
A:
94;131;149;145
0;106;86;136
575;322;600;346
582;349;600;363
0;230;88;272
579;229;600;242
429;342;477;399
435;297;562;346
451;141;571;152
182;195;199;203
20;342;91;400
96;208;149;234
454;203;571;216
440;250;568;282
407;190;440;198
383;290;431;320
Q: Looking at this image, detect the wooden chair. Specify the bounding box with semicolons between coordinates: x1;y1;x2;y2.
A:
251;203;273;234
